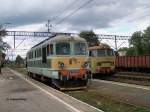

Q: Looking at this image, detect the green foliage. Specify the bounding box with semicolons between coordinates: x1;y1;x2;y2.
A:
119;26;150;56
79;30;99;47
118;47;136;56
0;25;7;38
15;55;24;65
0;25;10;52
129;31;144;55
126;47;136;56
118;47;128;52
0;25;9;69
134;108;150;112
143;26;150;54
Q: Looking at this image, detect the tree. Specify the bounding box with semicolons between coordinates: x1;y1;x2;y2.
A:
0;25;9;73
143;26;150;54
0;25;10;51
118;47;136;56
128;26;150;55
126;47;136;56
0;25;7;38
129;31;144;55
15;55;24;65
79;30;99;47
118;47;128;52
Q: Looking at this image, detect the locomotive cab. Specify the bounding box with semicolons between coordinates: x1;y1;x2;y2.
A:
89;44;115;75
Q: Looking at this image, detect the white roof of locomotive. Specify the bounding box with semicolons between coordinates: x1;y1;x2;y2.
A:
27;35;86;53
49;35;86;43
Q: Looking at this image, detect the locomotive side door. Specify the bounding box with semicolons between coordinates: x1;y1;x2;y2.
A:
42;47;47;63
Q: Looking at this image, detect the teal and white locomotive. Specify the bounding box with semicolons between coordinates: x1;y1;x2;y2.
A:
26;35;91;90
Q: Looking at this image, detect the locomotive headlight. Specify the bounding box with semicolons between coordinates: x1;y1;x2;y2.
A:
60;63;65;68
97;62;101;66
110;62;114;66
58;62;65;69
82;61;89;68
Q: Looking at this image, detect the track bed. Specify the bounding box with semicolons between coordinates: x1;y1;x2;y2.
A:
98;72;150;86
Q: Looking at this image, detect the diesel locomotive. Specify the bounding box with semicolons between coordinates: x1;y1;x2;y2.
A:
26;35;91;90
89;44;115;76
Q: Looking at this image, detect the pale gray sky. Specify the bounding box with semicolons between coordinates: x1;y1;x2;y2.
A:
1;0;150;59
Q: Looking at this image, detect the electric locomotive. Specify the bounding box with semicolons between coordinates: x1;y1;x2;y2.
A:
26;35;90;90
89;43;115;76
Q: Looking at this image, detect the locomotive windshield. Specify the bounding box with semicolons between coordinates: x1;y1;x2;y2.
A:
74;43;87;55
97;49;114;56
106;49;114;56
90;49;114;57
97;50;106;56
56;43;70;55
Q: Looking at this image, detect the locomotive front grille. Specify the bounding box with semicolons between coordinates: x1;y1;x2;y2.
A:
97;62;114;66
69;70;78;74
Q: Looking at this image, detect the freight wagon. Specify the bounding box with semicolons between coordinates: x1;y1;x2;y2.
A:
115;55;150;72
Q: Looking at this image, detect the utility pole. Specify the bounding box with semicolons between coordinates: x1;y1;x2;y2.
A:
14;31;16;49
0;41;2;74
46;20;52;33
114;35;118;51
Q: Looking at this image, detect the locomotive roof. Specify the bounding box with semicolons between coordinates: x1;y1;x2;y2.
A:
49;35;86;43
30;35;86;50
89;45;112;50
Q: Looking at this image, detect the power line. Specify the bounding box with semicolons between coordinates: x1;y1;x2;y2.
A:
47;0;81;32
6;31;131;40
15;38;26;49
51;0;80;22
55;0;94;26
7;49;29;51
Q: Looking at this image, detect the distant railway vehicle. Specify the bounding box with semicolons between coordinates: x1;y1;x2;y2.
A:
26;35;91;90
0;52;6;73
0;53;6;67
89;44;115;75
116;55;150;72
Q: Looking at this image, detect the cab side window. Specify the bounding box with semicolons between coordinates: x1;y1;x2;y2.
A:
89;51;92;57
47;44;49;56
90;50;97;57
50;44;53;55
47;44;53;56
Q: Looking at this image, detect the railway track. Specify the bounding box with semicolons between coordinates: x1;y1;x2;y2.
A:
116;71;150;77
114;73;150;81
98;72;150;86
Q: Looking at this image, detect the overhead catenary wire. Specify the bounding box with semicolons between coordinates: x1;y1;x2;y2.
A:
54;0;94;27
51;0;80;22
6;30;130;59
15;38;26;49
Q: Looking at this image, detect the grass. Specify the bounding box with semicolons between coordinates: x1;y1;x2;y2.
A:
66;90;150;112
11;66;150;112
10;66;27;75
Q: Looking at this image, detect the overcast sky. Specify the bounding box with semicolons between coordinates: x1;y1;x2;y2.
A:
1;0;150;59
